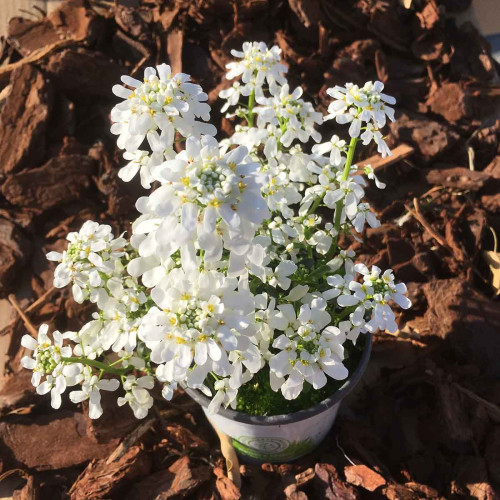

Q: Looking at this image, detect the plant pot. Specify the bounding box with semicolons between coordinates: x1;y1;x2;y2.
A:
183;332;372;463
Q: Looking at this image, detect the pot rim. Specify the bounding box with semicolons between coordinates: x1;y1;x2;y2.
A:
182;331;372;426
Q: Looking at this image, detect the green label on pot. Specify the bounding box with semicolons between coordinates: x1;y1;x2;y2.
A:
232;436;316;461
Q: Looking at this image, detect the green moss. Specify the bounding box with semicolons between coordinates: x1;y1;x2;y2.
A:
235;337;366;416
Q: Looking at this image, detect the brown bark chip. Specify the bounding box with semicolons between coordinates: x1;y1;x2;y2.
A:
409;279;500;376
7;0;103;56
313;463;359;500
0;411;118;470
0;65;53;175
389;112;460;161
1;155;96;209
46;49;125;97
0;218;30;297
214;466;242;500
69;445;152;500
344;464;386;492
426;83;472;123
0;367;35;414
126;455;211;500
426;166;490;191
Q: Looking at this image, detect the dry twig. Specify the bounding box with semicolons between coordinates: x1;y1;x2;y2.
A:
407;197;449;249
1;287;57;336
7;294;38;336
0;39;84;80
453;383;500;420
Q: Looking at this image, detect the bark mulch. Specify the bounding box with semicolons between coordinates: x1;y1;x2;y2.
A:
0;0;499;498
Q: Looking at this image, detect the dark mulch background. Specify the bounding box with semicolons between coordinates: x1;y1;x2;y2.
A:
0;0;499;498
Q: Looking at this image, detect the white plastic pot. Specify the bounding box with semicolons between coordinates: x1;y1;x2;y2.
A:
183;332;372;463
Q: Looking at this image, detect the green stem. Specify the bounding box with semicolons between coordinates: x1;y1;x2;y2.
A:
62;357;134;376
327;137;359;260
336;305;356;321
307;195;323;216
247;90;255;127
304;264;331;283
109;357;127;367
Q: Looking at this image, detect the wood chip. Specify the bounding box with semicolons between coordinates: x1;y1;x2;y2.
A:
357;143;414;172
344;464;386;492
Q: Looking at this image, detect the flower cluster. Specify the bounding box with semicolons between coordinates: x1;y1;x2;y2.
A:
139;269;261;399
22;42;410;419
131;135;269;272
325;81;395;157
111;64;216;186
268;299;348;400
46;221;126;306
21;325;84;409
225;42;287;98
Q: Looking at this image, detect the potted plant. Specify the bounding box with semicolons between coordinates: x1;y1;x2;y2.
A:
21;41;410;463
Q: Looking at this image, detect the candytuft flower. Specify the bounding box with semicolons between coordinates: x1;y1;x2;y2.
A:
226;42;287;88
23;41;410;420
324;81;395;156
111;64;216;152
269;298;348;400
46;221;126;305
21;325;83;409
117;375;155;419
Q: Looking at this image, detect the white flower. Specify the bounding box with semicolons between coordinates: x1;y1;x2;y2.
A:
111;64;216;152
117;375;155;419
70;318;107;359
328;249;356;274
269;298;347;400
138;135;269;265
226;42;287;87
69;375;120;419
36;366;76;409
227;124;269;152
360;123;392;158
333;265;411;333
21;325;83;408
351;202;380;233
120;150;153;188
255;83;322;147
358;266;411;310
362;165;386;189
307;230;332;255
284;285;309;302
46;221;126;305
268;217;299;246
98;299;142;353
160;380;178;401
311;135;346;164
228;343;262;389
289;147;317;183
268;260;297;290
323;274;354;301
118;130;176;188
323;179;365;221
219;82;242;113
366;299;398;333
338;319;363;344
207;378;238;414
325;81;396;138
261;158;303;218
139;269;260;394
